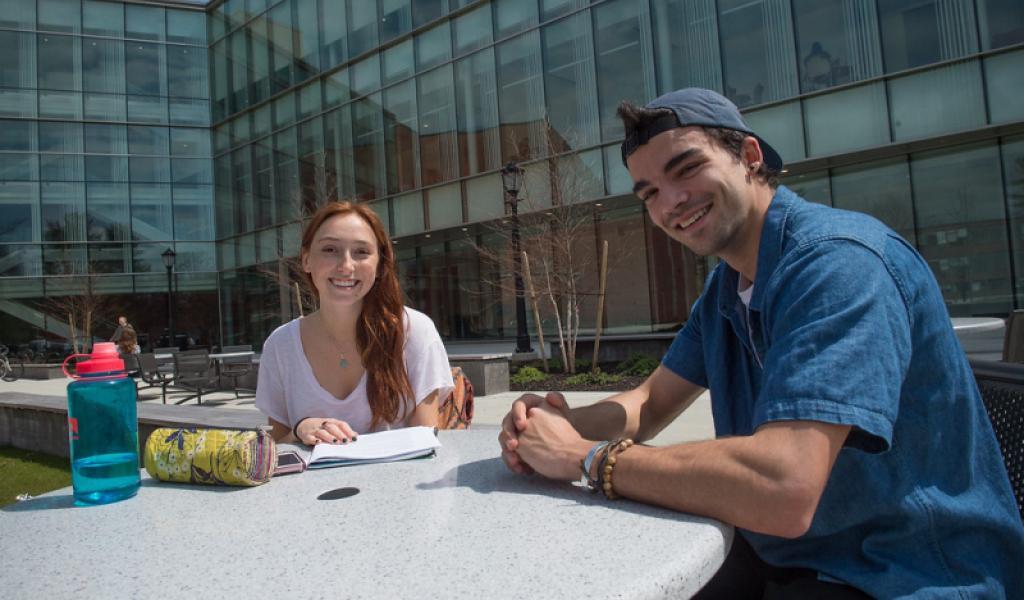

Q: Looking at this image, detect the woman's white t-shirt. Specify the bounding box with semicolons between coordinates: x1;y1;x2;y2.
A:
255;307;454;433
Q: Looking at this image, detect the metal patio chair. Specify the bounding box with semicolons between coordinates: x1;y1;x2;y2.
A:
219;344;255;398
970;359;1024;522
137;353;174;404
171;349;219;405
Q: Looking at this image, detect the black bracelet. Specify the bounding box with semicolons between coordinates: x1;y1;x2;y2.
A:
292;417;311;443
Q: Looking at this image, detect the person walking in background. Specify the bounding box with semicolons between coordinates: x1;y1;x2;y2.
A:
116;327;140;355
256;201;454;445
109;315;132;344
498;87;1024;598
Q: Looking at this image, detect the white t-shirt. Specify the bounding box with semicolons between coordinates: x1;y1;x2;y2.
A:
255;307;454;433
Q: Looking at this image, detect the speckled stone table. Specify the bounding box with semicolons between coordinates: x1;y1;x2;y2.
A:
0;428;733;599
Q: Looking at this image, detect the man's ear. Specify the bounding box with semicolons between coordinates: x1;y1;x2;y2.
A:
742;136;765;171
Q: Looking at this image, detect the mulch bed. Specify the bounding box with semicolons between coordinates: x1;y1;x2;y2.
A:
509;371;646;393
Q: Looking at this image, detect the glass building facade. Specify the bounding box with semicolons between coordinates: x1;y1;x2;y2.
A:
1;0;1023;351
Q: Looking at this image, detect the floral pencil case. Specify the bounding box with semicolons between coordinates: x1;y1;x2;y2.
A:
144;427;277;486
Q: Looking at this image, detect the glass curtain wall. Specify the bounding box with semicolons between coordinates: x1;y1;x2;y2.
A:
0;0;213;350
207;0;1024;347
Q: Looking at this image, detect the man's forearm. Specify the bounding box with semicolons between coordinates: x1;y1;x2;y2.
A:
568;381;697;443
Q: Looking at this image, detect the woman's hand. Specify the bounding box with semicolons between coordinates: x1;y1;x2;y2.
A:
294;417;358;445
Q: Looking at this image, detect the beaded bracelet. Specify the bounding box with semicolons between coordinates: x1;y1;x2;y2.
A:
601;438;634;500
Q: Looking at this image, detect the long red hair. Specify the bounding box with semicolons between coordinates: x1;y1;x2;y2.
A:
300;201;413;429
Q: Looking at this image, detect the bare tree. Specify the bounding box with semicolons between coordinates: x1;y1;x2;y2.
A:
471;124;616;373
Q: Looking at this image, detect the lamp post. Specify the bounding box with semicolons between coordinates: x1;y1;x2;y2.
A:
161;247;176;349
500;161;533;354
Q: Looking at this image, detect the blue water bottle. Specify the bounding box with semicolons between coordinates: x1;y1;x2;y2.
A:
63;342;141;505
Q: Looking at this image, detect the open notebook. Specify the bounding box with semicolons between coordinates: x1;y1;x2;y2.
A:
283;426;441;469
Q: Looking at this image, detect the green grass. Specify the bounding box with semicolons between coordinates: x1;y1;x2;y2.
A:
0;447;72;507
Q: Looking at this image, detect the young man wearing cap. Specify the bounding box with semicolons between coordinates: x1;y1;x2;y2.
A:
498;88;1024;597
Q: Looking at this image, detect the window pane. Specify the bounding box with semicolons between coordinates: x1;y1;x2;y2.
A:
912;142;1011;316
41;182;86;241
168;45;209;99
351;54;381;97
324;68;350;108
86;183;130;241
454;5;492;56
418;64;458;186
131;183;173;240
230;29;249;112
743;101;805;163
171;128;210;157
494;0;539;39
454;49;500;176
126;5;165;41
127;94;168;124
39;122;83;153
297;79;321;120
0;120;37;151
84;92;125;121
84;0;123;36
1003;136;1024;307
384;80;419;194
85;156;128;181
167;9;206;45
416;21;451;72
85;123;127;154
832;158;915;243
0;153;38;181
718;0;797;108
169;98;209;126
595;0;656;141
603;144;632;196
381;0;412;44
83;37;127;97
783;171;831;206
465;173;502;222
125;42;165;96
348;1;379;57
0;89;37;118
793;0;881;93
294;0;321;79
173;184;215;241
889;62;985;142
383;39;414;85
978;0;1024;50
352;95;386;200
985;49;1024;125
268;2;293;94
40;153;83;181
0;1;36;30
39;34;81;91
427;182;461;230
129;126;169;156
39;0;81;34
320;0;348;68
541;0;586;22
413;0;447;28
495;31;546;162
39;90;83;120
393;191;424;236
804;82;889;157
0;182;39;242
651;0;721;94
0;31;36;89
542;12;598;150
879;0;979;72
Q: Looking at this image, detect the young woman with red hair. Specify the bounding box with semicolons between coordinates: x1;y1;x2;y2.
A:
255;201;453;444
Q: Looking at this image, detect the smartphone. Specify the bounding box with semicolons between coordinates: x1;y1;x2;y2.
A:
274;450;306;476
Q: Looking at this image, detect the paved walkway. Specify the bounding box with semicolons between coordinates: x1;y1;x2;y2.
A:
2;377;715;446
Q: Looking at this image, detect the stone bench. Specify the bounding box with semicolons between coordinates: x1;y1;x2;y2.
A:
448;354;511;396
0;392;266;460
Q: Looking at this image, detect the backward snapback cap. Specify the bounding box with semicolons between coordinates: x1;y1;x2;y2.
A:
620;87;783;172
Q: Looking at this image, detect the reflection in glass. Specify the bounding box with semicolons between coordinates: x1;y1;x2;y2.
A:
131;183;173;241
454;49;500;177
0;31;36;89
879;0;978;72
651;0;721;94
416;22;452;72
978;0;1024;50
793;0;881;93
418;65;458;186
294;0;321;81
125;42;165;96
743;101;805;164
168;46;208;99
383;40;414;86
804;82;888;157
86;183;130;241
381;0;412;43
351;54;381;98
542;12;598;151
594;0;656;140
413;0;447;29
392;192;424;236
39;154;83;182
427;182;462;230
320;0;348;69
41;182;86;241
0;182;39;243
84;0;123;37
384;80;420;194
718;0;797;108
269;2;293;94
167;9;206;45
39;0;81;34
783;171;831;206
889;62;984;142
39;34;81;91
454;5;492;56
126;4;165;41
494;0;539;39
82;38;125;94
986;50;1024;125
348;2;379;58
1003;136;1024;307
495;31;546;162
912;143;1011;316
832;158;915;243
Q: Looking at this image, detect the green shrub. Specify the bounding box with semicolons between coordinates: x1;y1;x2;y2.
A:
616;352;660;377
564;369;624;386
510;366;548;385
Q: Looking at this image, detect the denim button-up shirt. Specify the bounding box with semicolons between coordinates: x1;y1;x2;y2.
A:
664;186;1024;598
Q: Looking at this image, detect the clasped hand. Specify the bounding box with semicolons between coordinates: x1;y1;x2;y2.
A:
498;392;590;481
